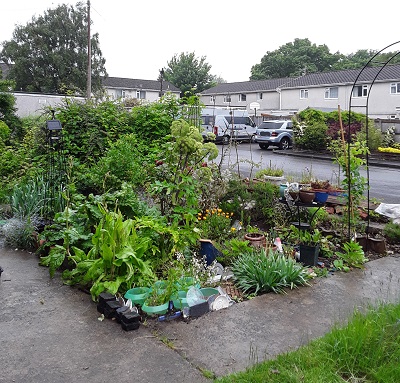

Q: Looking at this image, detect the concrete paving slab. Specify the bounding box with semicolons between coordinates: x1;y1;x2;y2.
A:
150;256;400;378
1;247;400;381
0;248;209;383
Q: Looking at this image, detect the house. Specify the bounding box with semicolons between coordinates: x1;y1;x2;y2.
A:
199;64;400;121
102;77;181;102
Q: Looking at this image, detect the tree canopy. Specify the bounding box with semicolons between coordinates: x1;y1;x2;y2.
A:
0;2;107;95
250;38;400;80
163;52;216;96
250;38;341;80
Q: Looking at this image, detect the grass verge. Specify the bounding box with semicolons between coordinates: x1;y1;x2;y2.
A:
216;301;400;383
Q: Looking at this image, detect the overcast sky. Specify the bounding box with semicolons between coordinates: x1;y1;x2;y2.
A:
1;1;399;83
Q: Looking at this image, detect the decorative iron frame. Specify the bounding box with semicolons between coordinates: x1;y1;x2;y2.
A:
347;41;400;240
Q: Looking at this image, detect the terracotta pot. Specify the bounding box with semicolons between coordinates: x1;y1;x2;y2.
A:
299;190;315;203
288;191;299;201
244;233;266;248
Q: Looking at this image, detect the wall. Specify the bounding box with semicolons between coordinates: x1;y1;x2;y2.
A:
12;92;85;117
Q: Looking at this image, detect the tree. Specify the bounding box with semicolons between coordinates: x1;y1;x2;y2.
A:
331;49;400;70
0;79;22;138
0;2;107;95
163;52;216;96
250;38;341;80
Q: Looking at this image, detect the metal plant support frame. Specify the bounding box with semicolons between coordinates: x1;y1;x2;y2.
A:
44;112;67;218
347;41;400;240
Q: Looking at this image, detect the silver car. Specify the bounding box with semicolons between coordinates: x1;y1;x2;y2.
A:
255;120;293;150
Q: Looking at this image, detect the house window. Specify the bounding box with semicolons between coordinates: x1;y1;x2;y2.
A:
224;95;231;103
210;95;215;103
258;93;263;100
390;83;400;94
239;94;246;102
136;90;146;99
352;85;368;97
121;90;126;99
300;89;309;99
325;87;338;99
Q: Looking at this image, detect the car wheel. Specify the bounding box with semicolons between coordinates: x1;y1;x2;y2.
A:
279;138;290;150
221;135;230;145
259;143;269;149
250;134;256;143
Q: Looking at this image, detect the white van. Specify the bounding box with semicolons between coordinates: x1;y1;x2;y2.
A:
201;108;256;144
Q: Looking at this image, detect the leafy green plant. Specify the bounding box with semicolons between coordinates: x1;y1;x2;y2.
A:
10;175;48;218
290;226;322;246
336;240;368;269
251;181;279;227
217;238;252;267
150;119;218;224
255;162;284;178
144;283;171;306
62;208;156;300
90;133;148;192
383;221;400;244
331;139;369;234
294;121;329;151
333;259;350;272
231;248;312;295
196;208;235;242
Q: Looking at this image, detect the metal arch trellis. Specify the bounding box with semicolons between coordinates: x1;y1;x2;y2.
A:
347;40;400;240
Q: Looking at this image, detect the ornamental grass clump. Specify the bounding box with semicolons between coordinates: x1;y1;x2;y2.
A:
231;248;312;295
196;208;236;242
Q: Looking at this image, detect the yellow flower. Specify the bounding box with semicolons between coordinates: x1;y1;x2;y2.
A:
203;217;206;220
231;227;236;232
218;208;222;213
230;212;234;216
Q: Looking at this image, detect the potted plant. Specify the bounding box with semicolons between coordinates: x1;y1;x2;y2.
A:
244;226;266;248
254;163;285;185
141;287;170;315
286;182;300;201
297;228;322;266
310;179;330;203
141;277;175;315
298;186;316;204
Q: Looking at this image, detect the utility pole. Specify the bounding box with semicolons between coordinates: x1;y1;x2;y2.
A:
86;0;91;99
159;68;164;97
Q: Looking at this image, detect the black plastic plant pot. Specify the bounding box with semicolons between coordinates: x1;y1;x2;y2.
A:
299;244;320;267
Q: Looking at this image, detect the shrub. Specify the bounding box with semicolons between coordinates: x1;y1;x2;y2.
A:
294;122;328;151
196;208;236;243
355;123;382;151
251;181;279;226
90;133;148;192
0;216;39;250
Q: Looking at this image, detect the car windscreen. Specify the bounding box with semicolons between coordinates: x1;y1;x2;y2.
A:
225;116;252;125
258;122;285;129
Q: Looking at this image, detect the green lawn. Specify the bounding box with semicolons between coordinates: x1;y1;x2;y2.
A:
216;301;400;383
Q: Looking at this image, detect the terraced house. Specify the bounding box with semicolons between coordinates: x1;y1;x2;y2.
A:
199;64;400;121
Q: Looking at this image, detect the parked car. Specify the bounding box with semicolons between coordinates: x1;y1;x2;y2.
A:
201;108;256;144
255;120;293;150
